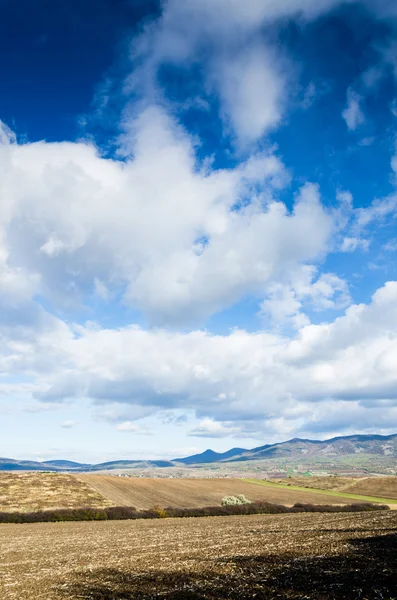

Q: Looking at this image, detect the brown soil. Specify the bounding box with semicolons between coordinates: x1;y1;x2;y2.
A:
79;475;370;508
0;511;396;599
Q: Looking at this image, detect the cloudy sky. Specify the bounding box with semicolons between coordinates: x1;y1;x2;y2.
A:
1;0;397;462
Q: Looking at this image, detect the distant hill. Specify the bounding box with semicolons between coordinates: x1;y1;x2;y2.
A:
0;457;176;472
173;447;247;465
1;434;396;471
93;460;175;470
42;460;90;469
176;434;397;464
0;458;56;471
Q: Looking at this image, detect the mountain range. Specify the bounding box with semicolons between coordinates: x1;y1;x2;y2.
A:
1;433;396;472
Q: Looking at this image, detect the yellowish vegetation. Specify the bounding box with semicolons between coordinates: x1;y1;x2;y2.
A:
0;472;111;512
272;476;397;500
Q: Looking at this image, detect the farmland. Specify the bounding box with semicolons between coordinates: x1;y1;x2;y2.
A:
271;475;397;500
0;510;396;599
78;474;386;508
1;473;396;513
244;478;397;504
0;473;111;512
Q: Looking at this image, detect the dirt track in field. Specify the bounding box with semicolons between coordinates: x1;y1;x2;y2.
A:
273;476;397;500
337;476;397;499
79;475;368;508
1;511;396;599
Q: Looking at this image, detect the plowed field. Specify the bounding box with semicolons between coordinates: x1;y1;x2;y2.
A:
1;511;396;599
79;474;373;508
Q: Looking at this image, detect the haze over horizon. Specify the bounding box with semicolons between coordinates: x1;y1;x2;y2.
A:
1;0;397;463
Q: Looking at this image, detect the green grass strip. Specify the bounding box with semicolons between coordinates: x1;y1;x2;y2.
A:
243;478;397;504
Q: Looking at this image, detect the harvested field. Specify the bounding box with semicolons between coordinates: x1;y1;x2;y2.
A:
1;511;396;599
272;476;362;491
331;476;397;499
79;474;369;508
271;476;397;500
0;473;111;512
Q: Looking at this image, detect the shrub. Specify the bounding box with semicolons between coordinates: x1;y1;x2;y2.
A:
151;506;167;518
221;494;252;506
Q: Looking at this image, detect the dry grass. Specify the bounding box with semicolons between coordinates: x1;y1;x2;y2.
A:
273;476;397;499
272;476;361;490
80;475;370;508
0;511;396;599
0;473;111;512
336;476;397;499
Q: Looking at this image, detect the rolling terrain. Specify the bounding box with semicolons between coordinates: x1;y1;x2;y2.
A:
273;476;397;500
0;473;111;512
2;473;396;513
78;475;397;508
1;433;396;474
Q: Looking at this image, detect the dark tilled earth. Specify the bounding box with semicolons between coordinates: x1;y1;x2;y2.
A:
0;511;396;599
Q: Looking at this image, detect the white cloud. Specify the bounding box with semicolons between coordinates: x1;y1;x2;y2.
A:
0;115;340;326
61;420;75;429
260;266;350;327
0;280;392;441
212;42;286;144
120;1;397;147
340;237;370;252
3;0;397;447
125;0;365;146
189;418;240;438
383;238;397;252
116;421;152;434
342;89;365;130
356;194;397;228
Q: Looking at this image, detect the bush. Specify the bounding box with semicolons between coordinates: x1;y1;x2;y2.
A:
221;494;252;506
0;501;388;524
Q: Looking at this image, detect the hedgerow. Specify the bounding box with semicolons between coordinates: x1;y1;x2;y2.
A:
0;501;388;524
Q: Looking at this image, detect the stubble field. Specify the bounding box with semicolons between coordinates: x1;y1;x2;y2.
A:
0;473;111;512
1;510;396;599
272;476;397;499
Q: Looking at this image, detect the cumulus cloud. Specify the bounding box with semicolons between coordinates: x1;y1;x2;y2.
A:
0;279;394;439
61;420;75;429
2;0;397;446
260;266;351;327
0;114;341;326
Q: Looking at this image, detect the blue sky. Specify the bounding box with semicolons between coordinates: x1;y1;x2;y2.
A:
1;0;397;462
